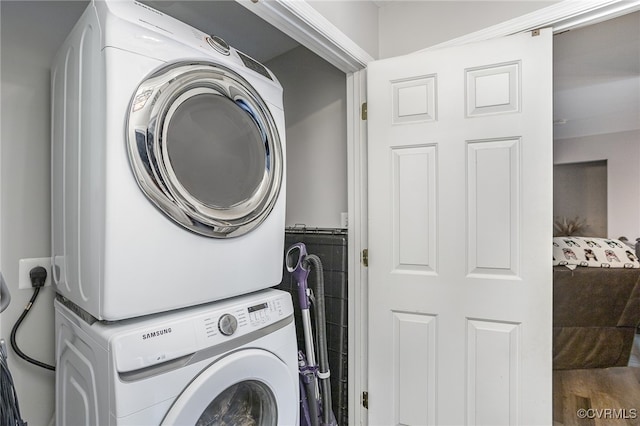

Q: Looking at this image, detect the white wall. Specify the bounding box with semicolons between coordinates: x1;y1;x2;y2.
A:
554;130;640;240
308;0;379;60
554;161;608;237
1;2;86;425
553;11;640;141
378;0;558;58
2;7;56;426
266;46;348;229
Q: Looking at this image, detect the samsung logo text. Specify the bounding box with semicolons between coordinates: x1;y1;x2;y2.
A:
142;328;172;340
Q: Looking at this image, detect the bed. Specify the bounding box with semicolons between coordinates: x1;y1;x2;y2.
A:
552;236;640;370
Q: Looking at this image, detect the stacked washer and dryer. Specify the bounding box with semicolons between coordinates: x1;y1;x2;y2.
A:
51;1;298;424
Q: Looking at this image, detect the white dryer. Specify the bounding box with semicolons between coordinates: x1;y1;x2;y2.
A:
55;288;299;425
51;0;286;320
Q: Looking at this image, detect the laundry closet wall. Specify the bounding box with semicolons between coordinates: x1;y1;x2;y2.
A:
266;46;348;229
1;2;87;424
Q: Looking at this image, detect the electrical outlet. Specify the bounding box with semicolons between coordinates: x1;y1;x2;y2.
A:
18;257;52;290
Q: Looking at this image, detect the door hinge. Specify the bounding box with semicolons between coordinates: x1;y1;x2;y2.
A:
532;29;541;37
362;391;369;409
362;249;368;267
361;102;367;120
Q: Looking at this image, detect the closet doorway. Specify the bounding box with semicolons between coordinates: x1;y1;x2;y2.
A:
552;10;640;424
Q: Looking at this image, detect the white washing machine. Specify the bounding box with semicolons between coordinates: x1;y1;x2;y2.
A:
50;0;286;320
55;288;299;425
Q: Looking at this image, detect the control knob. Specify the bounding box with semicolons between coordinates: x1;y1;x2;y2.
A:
218;313;238;336
206;35;230;55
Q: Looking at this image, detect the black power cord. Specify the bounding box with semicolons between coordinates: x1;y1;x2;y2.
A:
9;266;55;371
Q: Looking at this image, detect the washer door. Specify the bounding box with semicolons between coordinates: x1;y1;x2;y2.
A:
127;62;283;238
161;349;297;425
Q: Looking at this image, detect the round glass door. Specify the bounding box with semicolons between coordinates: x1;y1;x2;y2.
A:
160;349;297;426
127;61;283;238
195;380;276;426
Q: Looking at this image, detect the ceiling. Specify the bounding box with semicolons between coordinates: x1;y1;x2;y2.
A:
553;11;640;140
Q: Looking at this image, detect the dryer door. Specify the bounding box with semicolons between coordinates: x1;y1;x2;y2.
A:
127;62;283;238
161;349;297;425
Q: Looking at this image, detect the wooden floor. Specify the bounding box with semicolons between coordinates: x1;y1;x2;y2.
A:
554;335;640;426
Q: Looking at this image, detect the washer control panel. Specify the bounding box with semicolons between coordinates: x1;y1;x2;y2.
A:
112;289;293;373
248;301;274;325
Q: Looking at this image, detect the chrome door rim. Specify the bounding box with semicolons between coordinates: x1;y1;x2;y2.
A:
126;61;283;238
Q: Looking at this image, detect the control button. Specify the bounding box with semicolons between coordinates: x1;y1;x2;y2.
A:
218;313;238;336
206;35;230;55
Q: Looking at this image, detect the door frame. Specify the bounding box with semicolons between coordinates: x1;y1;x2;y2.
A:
236;1;640;424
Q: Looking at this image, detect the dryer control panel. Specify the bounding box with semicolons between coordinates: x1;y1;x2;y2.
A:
110;289;293;373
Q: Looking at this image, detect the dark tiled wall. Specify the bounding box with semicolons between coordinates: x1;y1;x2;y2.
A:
276;228;348;425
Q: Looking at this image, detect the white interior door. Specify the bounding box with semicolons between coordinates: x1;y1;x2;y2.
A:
367;29;553;425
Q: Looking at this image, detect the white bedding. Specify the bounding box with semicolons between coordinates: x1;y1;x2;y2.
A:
553;236;640;268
